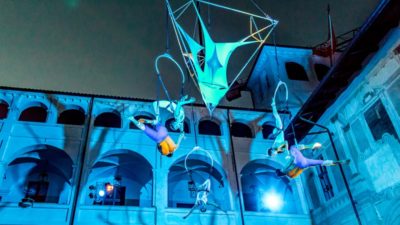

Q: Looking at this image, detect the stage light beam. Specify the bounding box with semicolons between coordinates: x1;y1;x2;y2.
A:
262;191;283;212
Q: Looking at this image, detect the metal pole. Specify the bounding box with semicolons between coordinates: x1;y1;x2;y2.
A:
299;116;362;225
227;109;246;225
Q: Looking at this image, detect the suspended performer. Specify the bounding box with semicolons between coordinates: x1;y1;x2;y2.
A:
268;81;290;157
157;95;195;134
276;143;350;178
183;178;225;219
128;95;195;156
129;116;176;156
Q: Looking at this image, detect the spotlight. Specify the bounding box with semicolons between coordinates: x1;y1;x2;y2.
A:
98;190;105;197
262;191;283;212
105;183;114;193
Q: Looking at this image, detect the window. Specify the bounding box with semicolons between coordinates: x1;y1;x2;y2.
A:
351;119;370;152
0;100;9;119
241;160;297;213
316;156;334;201
94;112;121;128
364;100;398;141
129;115;155;129
314;63;330;81
168;157;228;210
6;146;73;204
285;62;308;81
87;151;153;207
304;170;320;208
165;118;190;133
231;122;253;138
388;78;400;117
199;120;221;136
261;123;275;139
19;106;48;122
57;108;85;125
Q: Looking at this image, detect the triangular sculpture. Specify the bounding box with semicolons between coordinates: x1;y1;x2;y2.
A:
166;0;278;113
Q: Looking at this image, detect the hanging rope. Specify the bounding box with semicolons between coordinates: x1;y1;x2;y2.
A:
272;30;282;81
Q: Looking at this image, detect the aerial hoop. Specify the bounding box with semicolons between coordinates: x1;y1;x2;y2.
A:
184;146;214;174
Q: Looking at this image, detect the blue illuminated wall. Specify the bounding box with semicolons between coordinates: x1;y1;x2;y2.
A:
0;90;310;224
301;28;400;225
0;25;398;225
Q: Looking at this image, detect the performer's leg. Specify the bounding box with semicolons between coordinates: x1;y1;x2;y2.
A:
322;159;351;166
128;116;145;130
303;158;325;167
183;205;197;219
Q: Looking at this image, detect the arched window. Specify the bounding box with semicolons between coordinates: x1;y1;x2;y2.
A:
129;115;155;129
314;63;330;81
19;104;48;122
168;155;229;210
0;100;9;119
86;150;153;206
199;120;221;136
262;123;275;139
57;108;86;125
94;111;121;128
4;145;73;204
231;122;253;138
165;118;190;133
241;160;297;213
285;62;308;81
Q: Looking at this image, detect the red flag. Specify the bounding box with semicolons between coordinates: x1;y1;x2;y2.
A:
313;6;337;58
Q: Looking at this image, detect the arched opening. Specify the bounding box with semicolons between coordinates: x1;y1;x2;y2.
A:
231;122;253;138
314;63;330;81
19;104;48;122
241;160;297;213
285;62;308;81
0;100;9;119
199;120;221;136
3;146;73;204
57;107;86;125
165;118;190;133
168;155;230;211
94;111;121;128
129;114;156;129
85;150;153;206
262;123;276;139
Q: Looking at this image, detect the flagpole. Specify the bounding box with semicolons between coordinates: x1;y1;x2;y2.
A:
328;4;333;67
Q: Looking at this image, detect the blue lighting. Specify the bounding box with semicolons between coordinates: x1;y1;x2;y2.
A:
98;190;105;197
262;191;283;212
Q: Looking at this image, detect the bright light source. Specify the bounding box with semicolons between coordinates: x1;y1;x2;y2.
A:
262;191;283;212
106;183;114;193
98;190;105;197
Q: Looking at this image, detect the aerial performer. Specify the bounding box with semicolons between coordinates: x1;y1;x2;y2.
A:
183;178;225;219
183;146;225;218
128;96;194;156
276;143;350;178
129;53;195;156
268;81;289;157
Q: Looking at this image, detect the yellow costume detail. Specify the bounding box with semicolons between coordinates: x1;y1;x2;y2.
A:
158;136;177;156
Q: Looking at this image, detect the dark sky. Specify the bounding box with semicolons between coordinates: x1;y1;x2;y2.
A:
0;0;379;107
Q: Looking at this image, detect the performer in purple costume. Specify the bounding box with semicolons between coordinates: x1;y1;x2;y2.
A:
276;143;350;178
129;117;177;156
